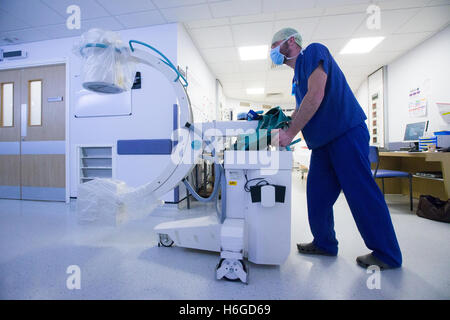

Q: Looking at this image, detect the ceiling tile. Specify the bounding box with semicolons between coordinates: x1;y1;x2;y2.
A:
239;60;271;73
210;0;263;18
41;0;110;20
184;18;230;29
161;4;212;22
312;12;366;39
0;28;51;45
274;7;324;19
0;9;31;32
336;50;403;68
229;13;275;24
1;0;66;27
189;25;234;48
377;0;431;10
152;0;207;8
427;0;450;5
208;61;241;74
352;8;421;37
395;5;450;33
316;0;370;7
232;22;274;46
372;32;433;52
81;16;124;31
96;0;155;15
116;10;167;28
201;47;240;63
308;38;348;55
33;23;83;39
240;71;269;81
262;0;317;13
323;3;368;15
274;17;320;43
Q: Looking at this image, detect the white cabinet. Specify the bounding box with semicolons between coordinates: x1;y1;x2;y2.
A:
78;146;113;183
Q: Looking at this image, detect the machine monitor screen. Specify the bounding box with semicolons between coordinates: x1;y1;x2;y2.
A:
404;121;428;141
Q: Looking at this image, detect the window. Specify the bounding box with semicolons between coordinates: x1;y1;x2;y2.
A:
1;82;14;127
29;80;42;126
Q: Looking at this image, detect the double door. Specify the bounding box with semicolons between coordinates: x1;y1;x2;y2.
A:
0;64;66;201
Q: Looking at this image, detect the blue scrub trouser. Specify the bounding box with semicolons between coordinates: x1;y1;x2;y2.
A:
307;123;402;267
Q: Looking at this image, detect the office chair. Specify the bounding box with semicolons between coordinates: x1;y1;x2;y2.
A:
369;146;413;211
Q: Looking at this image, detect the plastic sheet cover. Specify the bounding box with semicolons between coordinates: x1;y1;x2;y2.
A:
77;178;163;226
73;28;136;93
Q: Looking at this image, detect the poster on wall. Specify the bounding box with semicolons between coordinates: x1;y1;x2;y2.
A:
370;92;381;145
367;67;385;148
408;87;427;117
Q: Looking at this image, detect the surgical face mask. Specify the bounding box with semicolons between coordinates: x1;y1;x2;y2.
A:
270;36;300;65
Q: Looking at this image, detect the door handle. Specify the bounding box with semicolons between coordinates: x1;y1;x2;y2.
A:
21;103;27;140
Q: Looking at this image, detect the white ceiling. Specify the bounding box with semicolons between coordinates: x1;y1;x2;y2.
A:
1;0;449;104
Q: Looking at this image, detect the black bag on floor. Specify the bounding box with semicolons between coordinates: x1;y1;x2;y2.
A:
416;195;450;223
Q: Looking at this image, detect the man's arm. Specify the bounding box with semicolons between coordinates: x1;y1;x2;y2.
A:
285;63;327;138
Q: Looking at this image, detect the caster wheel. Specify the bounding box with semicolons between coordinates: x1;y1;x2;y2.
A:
158;233;174;247
217;259;247;282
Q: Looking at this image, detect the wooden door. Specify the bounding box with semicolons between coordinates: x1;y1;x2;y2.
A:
0;69;21;199
0;64;66;201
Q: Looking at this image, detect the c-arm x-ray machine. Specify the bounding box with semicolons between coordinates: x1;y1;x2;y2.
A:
76;30;293;283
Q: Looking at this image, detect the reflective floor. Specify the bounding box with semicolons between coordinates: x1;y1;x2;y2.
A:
0;172;449;299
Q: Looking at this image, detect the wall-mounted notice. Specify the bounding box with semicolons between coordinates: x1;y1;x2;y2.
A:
408;87;427;117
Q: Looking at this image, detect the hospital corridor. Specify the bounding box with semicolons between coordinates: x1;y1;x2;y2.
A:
0;0;449;306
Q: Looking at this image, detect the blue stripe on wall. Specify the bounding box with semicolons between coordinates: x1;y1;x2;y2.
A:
117;139;173;155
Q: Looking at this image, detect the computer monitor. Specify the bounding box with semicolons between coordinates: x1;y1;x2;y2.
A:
404;121;428;142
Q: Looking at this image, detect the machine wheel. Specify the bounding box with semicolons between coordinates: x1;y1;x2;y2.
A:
217;259;247;282
158;233;174;247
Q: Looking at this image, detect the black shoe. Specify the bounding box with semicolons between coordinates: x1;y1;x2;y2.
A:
356;253;399;270
297;242;336;256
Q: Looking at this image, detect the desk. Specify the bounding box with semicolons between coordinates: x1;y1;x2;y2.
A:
377;152;450;200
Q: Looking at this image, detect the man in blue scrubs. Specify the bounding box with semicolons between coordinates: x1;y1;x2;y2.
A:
271;28;402;269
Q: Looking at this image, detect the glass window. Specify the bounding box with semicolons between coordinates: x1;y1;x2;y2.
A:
29;80;42;126
1;82;14;127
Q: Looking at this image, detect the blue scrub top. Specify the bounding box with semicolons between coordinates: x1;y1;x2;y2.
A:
293;43;367;150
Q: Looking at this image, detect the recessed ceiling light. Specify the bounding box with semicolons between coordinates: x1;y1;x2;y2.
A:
239;45;268;61
246;88;265;95
340;37;385;54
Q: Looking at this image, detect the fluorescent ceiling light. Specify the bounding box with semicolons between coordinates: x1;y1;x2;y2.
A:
246;88;265;95
340;37;385;54
239;45;268;61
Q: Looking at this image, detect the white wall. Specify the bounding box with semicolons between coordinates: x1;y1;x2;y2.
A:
355;25;450;143
387;25;450;142
177;24;217;122
355;78;369;118
0;24;181;200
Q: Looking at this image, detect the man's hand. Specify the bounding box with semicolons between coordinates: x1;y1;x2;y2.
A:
276;128;297;147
